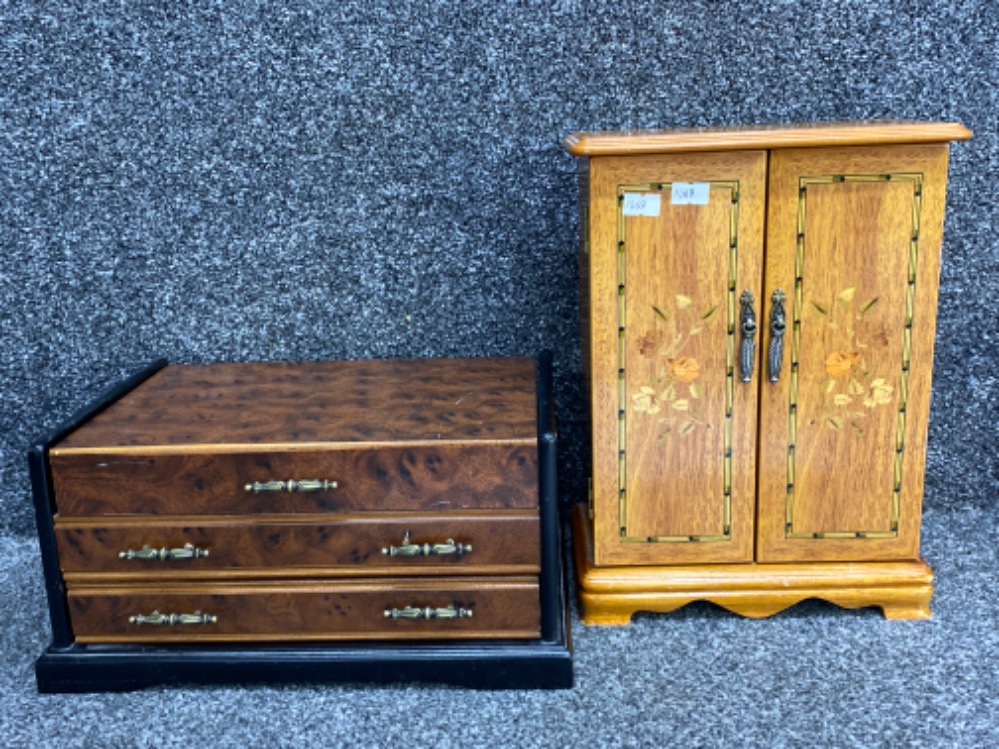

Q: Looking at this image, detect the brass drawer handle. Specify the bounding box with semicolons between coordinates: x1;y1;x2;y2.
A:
381;531;473;558
739;290;757;383
128;610;217;626
244;479;338;494
118;543;209;561
383;605;473;620
768;289;787;383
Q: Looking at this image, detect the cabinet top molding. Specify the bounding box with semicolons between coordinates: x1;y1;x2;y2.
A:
563;120;972;156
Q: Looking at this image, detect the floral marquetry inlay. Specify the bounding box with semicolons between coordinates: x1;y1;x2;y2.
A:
630;294;720;442
812;285;896;436
783;170;928;541
613;177;742;546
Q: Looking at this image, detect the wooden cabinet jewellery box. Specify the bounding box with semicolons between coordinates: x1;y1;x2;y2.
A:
30;354;572;692
565;121;971;623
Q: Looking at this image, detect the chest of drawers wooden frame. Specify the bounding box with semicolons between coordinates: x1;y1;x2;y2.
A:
565;121;971;623
31;354;571;691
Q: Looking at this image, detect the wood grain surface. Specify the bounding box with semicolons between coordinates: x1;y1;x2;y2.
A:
67;577;541;642
586;150;766;565
44;357;551;652
51;443;538;516
568;127;963;627
52;357;538;452
571;505;932;622
55;511;540;579
565;120;971;157
756;144;951;562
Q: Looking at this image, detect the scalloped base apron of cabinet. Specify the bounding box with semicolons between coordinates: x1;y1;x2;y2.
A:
564;121;971;624
31;355;572;691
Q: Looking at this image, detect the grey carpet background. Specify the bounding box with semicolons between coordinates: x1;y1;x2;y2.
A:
1;1;996;746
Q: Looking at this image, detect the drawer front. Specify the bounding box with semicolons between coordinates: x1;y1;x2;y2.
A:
67;578;541;642
50;444;538;517
55;512;540;579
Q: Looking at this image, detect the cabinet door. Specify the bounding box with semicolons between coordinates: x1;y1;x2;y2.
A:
757;145;952;562
588;151;766;566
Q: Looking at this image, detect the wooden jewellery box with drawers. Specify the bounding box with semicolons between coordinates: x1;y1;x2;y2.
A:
30;354;571;691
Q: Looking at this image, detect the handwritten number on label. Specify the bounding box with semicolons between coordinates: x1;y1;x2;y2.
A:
622;193;661;216
671;182;710;205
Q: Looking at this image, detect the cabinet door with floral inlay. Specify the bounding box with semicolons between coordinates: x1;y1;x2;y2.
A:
757;145;952;563
587;151;766;566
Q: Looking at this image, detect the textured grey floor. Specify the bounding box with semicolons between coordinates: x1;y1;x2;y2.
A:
2;1;997;745
2;506;997;747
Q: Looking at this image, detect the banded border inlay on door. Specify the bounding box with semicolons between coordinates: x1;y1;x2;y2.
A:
615;181;740;544
786;173;924;540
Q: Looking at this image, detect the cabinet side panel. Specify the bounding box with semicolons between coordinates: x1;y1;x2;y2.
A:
589;152;765;566
578;159;592;412
758;144;950;563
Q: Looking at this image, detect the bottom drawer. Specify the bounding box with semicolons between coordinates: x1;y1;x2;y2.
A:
67;578;540;643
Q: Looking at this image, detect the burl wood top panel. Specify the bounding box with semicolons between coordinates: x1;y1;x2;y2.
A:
53;358;538;454
564;120;971;156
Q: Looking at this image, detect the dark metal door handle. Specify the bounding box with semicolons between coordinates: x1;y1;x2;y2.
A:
739;290;757;383
768;289;787;383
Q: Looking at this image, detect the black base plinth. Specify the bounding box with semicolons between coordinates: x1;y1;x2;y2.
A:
37;618;573;692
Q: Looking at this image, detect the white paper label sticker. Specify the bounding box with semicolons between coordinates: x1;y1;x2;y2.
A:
671;182;710;205
622;193;661;217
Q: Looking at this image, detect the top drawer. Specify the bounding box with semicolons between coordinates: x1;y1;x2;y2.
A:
50;444;537;516
48;358;541;518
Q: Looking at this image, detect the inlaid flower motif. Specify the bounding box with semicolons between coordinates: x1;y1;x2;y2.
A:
637;330;664;356
825;351;861;378
632;386;662;415
631;294;718;441
813;285;898;437
666;356;701;384
863;378;894;408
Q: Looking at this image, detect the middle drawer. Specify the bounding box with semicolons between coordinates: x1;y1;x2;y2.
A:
55;511;539;581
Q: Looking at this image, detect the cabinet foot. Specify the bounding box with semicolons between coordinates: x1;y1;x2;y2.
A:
571;505;934;624
880;601;932;620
